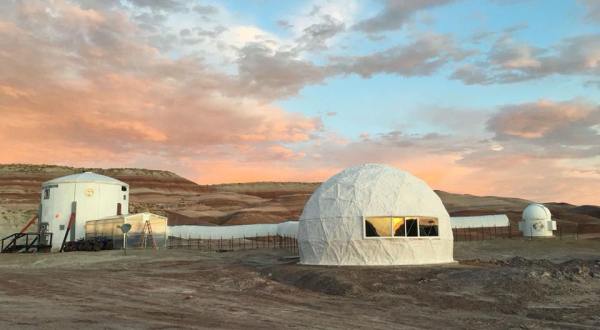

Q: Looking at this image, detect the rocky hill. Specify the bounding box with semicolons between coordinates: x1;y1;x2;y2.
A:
0;164;598;238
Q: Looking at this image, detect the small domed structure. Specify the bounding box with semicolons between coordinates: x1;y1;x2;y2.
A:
298;164;454;266
519;203;556;237
40;172;129;250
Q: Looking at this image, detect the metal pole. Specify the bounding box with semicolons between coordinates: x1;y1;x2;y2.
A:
123;233;127;255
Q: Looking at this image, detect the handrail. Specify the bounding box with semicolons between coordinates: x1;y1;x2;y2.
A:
1;232;53;253
19;215;38;234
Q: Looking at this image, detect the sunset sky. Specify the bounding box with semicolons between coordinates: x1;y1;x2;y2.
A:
0;0;599;205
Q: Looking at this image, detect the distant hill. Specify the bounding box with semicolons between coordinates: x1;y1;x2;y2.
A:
0;164;598;238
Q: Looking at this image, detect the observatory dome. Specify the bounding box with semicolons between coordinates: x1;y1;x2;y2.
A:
298;163;454;266
522;203;551;221
519;203;556;237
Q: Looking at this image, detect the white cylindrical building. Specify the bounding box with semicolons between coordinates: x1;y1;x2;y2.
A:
39;172;129;250
519;203;556;237
298;164;454;266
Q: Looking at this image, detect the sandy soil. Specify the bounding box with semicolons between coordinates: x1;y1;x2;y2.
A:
1;239;599;329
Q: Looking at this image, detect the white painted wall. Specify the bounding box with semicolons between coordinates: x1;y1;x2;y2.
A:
450;215;510;229
40;172;129;250
168;221;299;239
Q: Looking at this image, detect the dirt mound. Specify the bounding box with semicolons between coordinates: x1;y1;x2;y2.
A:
263;256;600;317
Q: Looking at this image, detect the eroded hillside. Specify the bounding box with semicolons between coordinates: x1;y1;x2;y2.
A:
0;164;598;238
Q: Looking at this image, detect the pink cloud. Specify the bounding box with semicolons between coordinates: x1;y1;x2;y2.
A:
0;1;597;207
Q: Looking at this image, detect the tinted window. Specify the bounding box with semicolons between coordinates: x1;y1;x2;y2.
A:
419;218;439;237
405;218;419;237
365;217;392;237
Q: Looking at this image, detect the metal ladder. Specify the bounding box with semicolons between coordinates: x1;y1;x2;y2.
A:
139;221;158;249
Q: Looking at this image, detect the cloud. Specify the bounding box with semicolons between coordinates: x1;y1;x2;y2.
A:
277;20;293;29
332;33;466;78
584;79;600;89
580;0;600;23
0;1;320;168
236;43;332;99
485;100;600;159
353;0;454;33
127;0;187;12
489;37;541;69
488;100;594;139
0;1;598;206
283;100;600;205
294;15;345;51
192;4;218;16
452;34;600;84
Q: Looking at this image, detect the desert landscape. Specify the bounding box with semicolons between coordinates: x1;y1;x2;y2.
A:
2;0;599;328
0;240;599;329
1;164;599;328
1;164;599;239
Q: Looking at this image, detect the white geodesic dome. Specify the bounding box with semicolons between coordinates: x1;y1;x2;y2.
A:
298;164;454;266
519;203;556;237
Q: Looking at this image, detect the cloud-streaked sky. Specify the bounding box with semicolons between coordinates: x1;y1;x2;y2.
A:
0;0;599;205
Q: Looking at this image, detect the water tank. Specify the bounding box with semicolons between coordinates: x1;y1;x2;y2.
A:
39;172;129;250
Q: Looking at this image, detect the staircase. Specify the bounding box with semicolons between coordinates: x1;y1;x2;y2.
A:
1;232;53;253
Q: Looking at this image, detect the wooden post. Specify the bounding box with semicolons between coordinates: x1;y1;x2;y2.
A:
529;226;533;240
559;224;562;240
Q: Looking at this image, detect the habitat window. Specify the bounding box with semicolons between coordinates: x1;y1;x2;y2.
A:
365;216;393;237
405;218;419;237
419;217;439;237
121;186;127;192
364;216;439;238
43;188;50;200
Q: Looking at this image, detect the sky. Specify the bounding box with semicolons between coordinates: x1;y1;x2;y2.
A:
0;0;599;205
